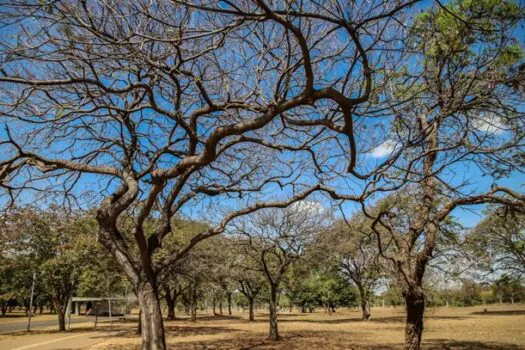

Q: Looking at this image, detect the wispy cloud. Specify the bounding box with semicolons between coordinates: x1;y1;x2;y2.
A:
472;113;506;135
370;140;398;158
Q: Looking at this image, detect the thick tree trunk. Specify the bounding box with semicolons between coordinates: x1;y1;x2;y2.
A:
403;288;425;350
137;281;166;350
361;299;371;320
57;310;66;331
268;285;280;341
248;297;255;321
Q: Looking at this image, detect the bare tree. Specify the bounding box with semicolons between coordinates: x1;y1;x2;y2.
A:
2;1;479;349
233;203;328;340
0;1;391;348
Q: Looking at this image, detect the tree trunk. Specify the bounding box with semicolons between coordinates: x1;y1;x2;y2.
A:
248;297;255;321
227;293;232;316
212;297;217;315
190;286;197;323
403;288;425;350
165;293;176;320
361;299;371;320
268;285;280;341
137;309;142;334
137;281;166;350
219;298;223;316
57;309;66;331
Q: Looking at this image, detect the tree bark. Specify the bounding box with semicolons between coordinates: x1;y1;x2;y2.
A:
361;299;371;320
219;298;223;316
137;281;166;350
227;293;232;316
165;291;176;320
403;288;425;350
268;285;280;341
190;286;198;323
57;309;66;331
137;309;142;334
248;297;255;321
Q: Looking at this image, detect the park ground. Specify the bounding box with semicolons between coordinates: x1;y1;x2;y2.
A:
0;304;524;349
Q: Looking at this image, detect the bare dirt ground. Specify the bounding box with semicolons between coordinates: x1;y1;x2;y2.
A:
1;304;523;349
90;304;525;350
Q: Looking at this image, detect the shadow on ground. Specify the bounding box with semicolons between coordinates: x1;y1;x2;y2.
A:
425;339;525;349
470;309;525;316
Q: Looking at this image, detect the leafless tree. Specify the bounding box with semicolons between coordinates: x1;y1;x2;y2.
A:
0;1;456;349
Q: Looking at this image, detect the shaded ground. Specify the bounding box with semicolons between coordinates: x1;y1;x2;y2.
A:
1;305;524;349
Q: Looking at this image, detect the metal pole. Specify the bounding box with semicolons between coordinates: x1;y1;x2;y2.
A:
27;272;36;332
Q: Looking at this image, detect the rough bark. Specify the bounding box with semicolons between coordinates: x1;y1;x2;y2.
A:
57;309;66;331
248;297;255;322
361;299;371;320
403;288;425;350
137;281;166;350
268;285;280;341
165;291;176;320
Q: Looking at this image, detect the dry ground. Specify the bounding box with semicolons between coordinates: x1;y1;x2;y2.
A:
83;304;525;350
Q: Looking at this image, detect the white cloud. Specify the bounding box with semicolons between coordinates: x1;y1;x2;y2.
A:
289;200;324;215
472;113;506;135
370;139;398;158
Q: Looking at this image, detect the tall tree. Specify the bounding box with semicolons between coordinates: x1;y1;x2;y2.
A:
359;1;525;348
0;1;391;347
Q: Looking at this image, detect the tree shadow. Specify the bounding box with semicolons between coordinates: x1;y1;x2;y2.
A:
164;325;239;337
273;315;467;325
425;339;524;349
470;310;525;316
187;315;244;322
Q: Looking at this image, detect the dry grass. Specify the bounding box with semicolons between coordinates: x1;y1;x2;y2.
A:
88;304;525;350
